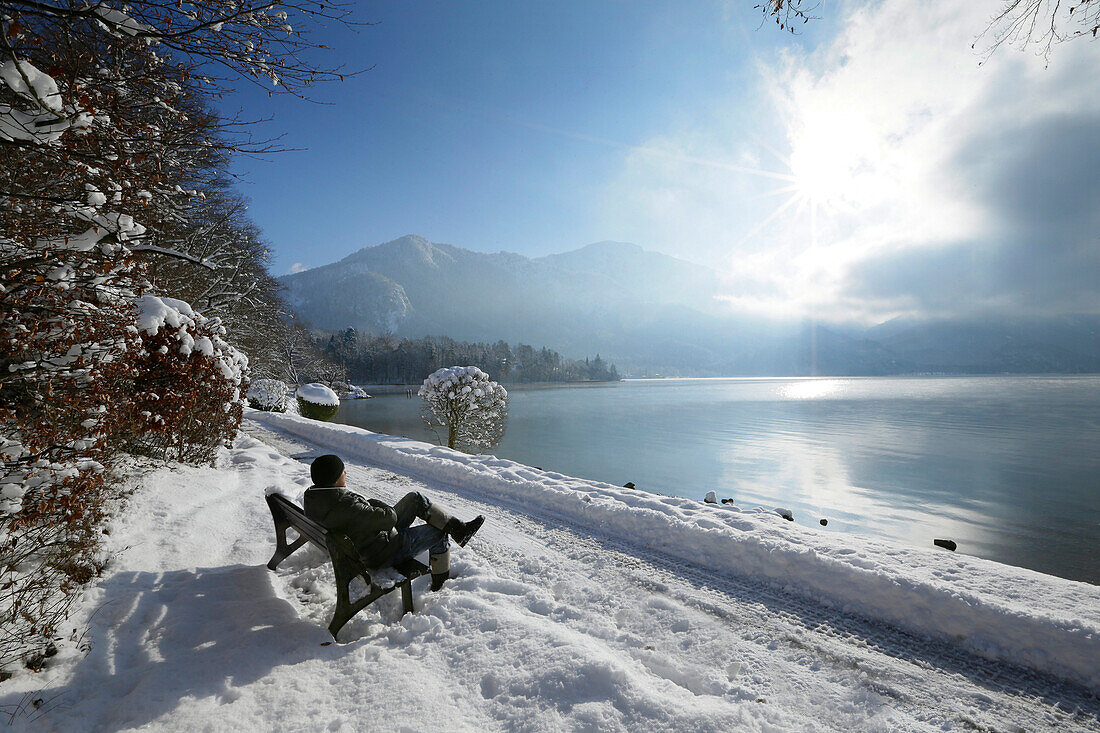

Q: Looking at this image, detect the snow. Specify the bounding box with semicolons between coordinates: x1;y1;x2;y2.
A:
133;295;197;335
131;295;247;387
93;6;155;36
419;366;508;450
0;104;72;144
2;414;1098;730
296;382;339;407
247;410;1100;692
0;59;74;145
419;366;508;403
193;336;214;356
344;385;372;399
247;378;288;412
35;228;107;253
80;211;146;240
0;59;63;112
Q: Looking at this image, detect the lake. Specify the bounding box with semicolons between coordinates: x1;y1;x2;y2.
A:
333;376;1100;585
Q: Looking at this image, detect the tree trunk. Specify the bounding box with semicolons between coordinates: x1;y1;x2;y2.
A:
448;426;457;449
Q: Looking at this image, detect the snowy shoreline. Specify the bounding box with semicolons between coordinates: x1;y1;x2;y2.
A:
4;413;1098;730
249;408;1100;692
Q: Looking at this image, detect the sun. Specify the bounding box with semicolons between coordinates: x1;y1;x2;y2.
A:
719;104;884;257
720;131;862;252
786;111;870;213
789;139;848;209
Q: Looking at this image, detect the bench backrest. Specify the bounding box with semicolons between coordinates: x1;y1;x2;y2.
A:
269;493;329;549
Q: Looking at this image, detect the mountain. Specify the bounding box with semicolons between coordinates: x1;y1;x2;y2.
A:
280;235;1100;376
280;235;733;367
866;316;1100;373
536;241;721;310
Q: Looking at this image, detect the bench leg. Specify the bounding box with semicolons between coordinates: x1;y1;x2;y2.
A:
400;579;414;616
328;553;357;640
328;553;395;641
266;519;309;570
329;582;392;640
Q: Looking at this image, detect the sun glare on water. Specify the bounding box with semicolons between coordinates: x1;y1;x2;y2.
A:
779;379;843;400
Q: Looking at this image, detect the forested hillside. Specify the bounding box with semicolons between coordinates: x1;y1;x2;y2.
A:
318;330;620;384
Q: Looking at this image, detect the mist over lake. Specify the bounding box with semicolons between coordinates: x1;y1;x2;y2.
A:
336;375;1100;585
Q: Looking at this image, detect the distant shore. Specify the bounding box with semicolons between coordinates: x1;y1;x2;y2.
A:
348;373;1100;395
349;380;621;395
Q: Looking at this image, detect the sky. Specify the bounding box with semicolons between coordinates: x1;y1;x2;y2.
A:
225;0;1100;324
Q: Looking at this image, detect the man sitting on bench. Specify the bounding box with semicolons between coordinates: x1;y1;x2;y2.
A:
304;454;484;591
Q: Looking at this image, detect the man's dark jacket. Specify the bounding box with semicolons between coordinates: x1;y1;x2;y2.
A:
303;487;399;568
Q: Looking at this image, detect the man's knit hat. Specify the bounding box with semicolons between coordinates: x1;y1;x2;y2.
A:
310;454;345;487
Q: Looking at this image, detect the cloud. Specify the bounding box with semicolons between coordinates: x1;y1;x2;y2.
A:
847;111;1100;317
288;262;308;274
601;0;1100;323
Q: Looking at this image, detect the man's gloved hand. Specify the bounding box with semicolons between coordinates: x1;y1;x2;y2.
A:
366;498;397;530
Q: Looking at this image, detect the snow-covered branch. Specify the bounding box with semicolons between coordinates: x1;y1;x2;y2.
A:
128;243;215;270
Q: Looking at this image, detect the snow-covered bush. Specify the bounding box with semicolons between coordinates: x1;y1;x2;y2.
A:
0;0;355;675
1;273;248;672
296;383;339;421
248;379;289;412
0;235;147;673
125;297;249;462
419;366;508;451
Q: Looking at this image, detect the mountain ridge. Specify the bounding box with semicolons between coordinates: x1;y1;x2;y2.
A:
280;235;1100;376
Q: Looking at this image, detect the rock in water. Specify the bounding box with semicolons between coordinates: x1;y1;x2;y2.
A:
933;538;957;551
623;482;635;489
819;518;828;526
704;491;718;504
775;508;794;521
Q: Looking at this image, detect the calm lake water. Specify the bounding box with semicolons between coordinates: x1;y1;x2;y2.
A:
333;376;1100;585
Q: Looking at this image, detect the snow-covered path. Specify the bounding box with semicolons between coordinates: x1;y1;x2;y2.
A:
248;423;1100;732
2;415;1098;731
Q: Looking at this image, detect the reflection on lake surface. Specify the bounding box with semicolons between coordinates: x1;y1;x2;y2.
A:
334;376;1100;585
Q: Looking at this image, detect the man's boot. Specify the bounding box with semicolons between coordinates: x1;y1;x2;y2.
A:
430;550;450;592
426;505;485;548
445;515;484;547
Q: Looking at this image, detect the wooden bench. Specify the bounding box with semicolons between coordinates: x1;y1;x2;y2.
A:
264;492;429;640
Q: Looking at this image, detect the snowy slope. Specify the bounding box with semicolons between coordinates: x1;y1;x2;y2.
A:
1;412;1098;731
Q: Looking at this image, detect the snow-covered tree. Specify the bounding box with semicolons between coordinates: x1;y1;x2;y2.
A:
0;234;145;672
419;366;508;452
126;296;248;462
248;378;290;412
0;0;357;672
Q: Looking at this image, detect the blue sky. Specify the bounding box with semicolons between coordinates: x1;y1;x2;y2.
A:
225;1;1100;323
227;1;826;267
